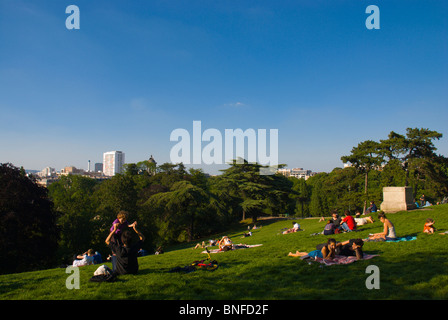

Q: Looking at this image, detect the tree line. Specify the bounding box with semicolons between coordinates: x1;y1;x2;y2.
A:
1;127;447;274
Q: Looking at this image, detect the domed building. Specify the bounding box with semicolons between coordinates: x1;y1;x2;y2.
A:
147;155;157;175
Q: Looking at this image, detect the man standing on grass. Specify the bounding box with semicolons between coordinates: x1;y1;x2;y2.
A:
105;221;145;275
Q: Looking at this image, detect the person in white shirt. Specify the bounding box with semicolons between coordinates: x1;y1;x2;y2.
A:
72;249;95;267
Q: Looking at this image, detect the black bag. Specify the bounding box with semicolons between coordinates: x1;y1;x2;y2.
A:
89;272;118;282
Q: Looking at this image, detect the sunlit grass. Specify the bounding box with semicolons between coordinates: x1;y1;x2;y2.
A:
1;204;448;300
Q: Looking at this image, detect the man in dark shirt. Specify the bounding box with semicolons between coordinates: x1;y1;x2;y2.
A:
331;211;342;230
105;222;145;275
337;239;364;260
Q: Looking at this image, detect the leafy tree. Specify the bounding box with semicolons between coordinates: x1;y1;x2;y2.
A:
143;180;210;242
341;140;384;212
289;177;310;217
94;174;139;234
0;163;59;274
213;159;290;222
48;175;100;261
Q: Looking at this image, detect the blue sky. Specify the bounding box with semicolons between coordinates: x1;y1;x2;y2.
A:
1;0;447;175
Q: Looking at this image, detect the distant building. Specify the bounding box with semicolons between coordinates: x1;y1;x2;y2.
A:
37;167;57;178
147;154;157;175
60;166;84;175
103;151;125;176
94;163;103;173
277;167;315;180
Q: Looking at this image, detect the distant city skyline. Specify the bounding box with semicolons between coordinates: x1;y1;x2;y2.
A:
1;1;447;176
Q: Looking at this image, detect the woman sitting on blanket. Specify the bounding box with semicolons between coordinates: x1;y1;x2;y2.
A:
367;212;397;241
289;238;364;261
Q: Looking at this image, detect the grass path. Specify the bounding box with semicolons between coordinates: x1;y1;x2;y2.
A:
1;205;448;300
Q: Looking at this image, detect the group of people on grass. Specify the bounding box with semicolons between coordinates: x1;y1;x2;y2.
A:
290;205;444;262
71;202;443;273
71;210;145;276
318;208;374;235
289;238;365;261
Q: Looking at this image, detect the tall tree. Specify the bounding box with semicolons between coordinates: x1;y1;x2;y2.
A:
341;140;384;212
380;128;443;194
0;163;59;274
213;159;290;222
144;180;210;242
48;175;100;260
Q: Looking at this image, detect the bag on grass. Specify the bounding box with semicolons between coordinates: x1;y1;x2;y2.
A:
89;265;117;282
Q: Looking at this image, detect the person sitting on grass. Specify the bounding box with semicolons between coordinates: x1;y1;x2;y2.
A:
367;212;397;241
323;220;335;235
341;210;356;232
72;249;96;267
423;218;436;234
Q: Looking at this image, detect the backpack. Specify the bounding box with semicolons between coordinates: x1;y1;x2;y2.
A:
89;265;117;282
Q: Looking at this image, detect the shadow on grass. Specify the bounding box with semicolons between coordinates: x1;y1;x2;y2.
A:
209;249;448;300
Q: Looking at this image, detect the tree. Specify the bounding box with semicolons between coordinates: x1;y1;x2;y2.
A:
341;140;384;212
380;128;444;197
94;173;139;233
0;163;59;274
289;177;310;217
48;175;100;261
213;159;290;222
144;180;210;242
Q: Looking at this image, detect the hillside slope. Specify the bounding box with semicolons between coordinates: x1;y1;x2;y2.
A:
1;205;448;300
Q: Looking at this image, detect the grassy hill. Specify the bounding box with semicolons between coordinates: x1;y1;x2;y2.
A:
1;205;448;300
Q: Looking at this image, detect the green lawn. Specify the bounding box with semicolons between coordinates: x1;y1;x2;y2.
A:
1;205;448;300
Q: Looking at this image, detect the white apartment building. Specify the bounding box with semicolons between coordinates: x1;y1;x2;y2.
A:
37;167;57;178
103;151;125;176
277;167;314;180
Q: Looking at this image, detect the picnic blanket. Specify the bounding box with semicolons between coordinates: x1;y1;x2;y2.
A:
386;236;417;242
366;235;417;243
307;254;379;266
202;244;263;254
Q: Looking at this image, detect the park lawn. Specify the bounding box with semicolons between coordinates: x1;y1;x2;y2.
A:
1;204;448;300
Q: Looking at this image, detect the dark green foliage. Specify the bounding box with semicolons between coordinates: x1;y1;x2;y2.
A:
0;163;59;274
3;127;447;274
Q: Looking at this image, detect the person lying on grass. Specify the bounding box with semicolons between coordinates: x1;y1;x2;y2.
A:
289;238;337;260
354;211;374;226
218;236;233;251
282;222;302;234
289;238;364;261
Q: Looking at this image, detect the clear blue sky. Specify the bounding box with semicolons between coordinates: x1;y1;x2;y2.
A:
1;0;447;175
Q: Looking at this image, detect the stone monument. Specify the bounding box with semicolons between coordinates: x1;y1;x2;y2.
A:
380;186;417;213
